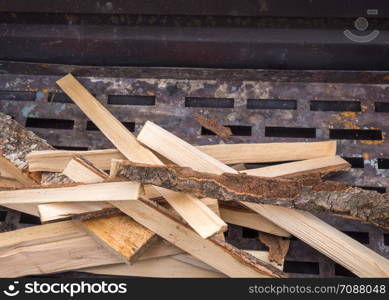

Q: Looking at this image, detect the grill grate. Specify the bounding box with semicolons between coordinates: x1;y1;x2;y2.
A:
0;67;388;277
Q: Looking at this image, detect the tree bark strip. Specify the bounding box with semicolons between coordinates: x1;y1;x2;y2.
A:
118;161;389;230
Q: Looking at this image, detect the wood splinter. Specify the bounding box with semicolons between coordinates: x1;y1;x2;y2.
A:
117;161;389;230
194;114;232;139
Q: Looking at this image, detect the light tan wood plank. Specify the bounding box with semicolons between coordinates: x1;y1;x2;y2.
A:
27;141;336;172
137;121;389;278
56;74;226;239
197;141;337;164
112;198;285;278
0;155;35;186
27;149;124;172
220;206;291;237
0;181;140;204
244;156;349;177
82;257;226;278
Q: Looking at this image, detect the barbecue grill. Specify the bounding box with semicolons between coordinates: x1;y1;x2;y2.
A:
0;0;388;278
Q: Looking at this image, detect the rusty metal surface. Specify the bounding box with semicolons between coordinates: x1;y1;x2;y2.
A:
0;66;388;277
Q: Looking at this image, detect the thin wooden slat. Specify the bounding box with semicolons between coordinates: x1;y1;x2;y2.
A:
0;181;140;204
197;141;337;164
56;74;226;239
219;206;291;237
112;198;285;278
244;156;349;177
137;120;389;278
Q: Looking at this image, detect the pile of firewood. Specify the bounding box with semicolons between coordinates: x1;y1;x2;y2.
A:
0;74;388;278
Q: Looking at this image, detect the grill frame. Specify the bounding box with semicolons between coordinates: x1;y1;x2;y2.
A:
0;62;388;277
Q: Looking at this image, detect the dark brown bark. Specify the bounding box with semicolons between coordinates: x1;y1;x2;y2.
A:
195;113;232;139
258;233;290;265
118;161;389;230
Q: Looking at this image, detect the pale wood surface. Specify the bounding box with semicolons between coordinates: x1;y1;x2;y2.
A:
56;74;226;239
197;141;337;164
137;121;389;277
0;181;140;204
27;141;336;172
220;206;291;237
82;257;226;278
112;198;285;278
0;155;35;186
244;156;349;177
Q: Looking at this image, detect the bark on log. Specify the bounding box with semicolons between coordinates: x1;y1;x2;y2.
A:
118;161;389;230
0;112;71;185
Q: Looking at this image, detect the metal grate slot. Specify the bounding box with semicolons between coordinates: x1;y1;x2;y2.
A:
49;93;73;103
247;99;296;110
265;127;316;138
0;91;35;101
0;211;7;222
342;157;364;168
342;231;369;244
25;117;74;130
384;234;389;246
375;102;389;113
310;100;361;112
185;97;234;108
329;129;382;140
334;264;357;277
284;261;320;275
201;125;251;136
87;121;135;132
108;95;155;106
357;186;386;193
19;213;41;225
241;227;258;239
54;145;89;151
378;158;389;169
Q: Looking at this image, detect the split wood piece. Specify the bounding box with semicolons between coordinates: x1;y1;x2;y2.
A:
219;206;291;237
76;215;158;264
63;155;159;264
112;197;286;278
258;232;290;265
39;202;117;223
197;141;337;164
0;221;121;277
0;155;36;187
82;257;226;278
245;204;389;277
118;161;389;230
244;156;350;178
0;181;140;204
136;121;389;277
137;239;184;261
27;149;124;172
56;74;226;239
26;140;336;173
194;113;232;139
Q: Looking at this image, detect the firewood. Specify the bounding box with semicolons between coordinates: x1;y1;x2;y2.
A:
56;74;226;239
194;113;232;139
136;120;389;277
117;161;389;230
258;233;290;265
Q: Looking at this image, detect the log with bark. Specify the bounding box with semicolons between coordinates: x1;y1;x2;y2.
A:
117;161;389;230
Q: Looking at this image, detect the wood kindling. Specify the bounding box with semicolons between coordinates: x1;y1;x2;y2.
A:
56;73;226;239
136;120;389;277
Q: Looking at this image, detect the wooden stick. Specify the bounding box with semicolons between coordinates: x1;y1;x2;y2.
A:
82;257;226;278
0;181;140;204
197;141;337;164
244;156;350;178
0;155;36;187
61;156;158;264
0;221;121;277
111;197;286;278
219;206;291;237
117;161;389;230
26;140;336;173
136;120;389;277
56;74;226;239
